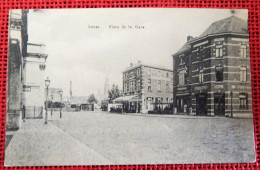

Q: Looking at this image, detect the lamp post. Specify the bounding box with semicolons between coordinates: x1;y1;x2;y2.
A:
51;94;53;116
45;77;50;124
230;90;233;118
59;89;63;118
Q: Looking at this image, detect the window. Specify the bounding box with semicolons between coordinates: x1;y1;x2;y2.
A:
157;80;161;91
215;66;223;82
148;85;152;91
180;56;184;64
129;82;132;92
158;71;161;77
178;70;185;85
166;72;169;78
199;69;203;83
239;93;248;109
166;82;170;91
148;69;152;75
137;68;141;76
240;66;247;82
148;79;152;91
216;47;223;58
240;45;247;58
124;84;127;93
137;80;141;91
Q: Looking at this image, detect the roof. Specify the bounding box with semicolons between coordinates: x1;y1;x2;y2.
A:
173;16;248;56
173;42;191;56
113;95;141;102
123;62;173;73
199;15;248;38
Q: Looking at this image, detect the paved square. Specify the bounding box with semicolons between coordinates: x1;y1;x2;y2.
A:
5;111;255;166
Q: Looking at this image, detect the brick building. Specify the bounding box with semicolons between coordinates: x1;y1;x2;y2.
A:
172;16;252;117
115;61;173;113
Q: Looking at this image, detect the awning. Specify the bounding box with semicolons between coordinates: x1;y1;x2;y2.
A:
129;95;141;102
113;95;139;102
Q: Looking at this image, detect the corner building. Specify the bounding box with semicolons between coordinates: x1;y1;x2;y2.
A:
172;16;252;117
122;61;173;113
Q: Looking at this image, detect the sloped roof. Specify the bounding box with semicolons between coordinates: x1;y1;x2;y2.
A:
173;16;248;57
174;42;191;55
199;15;248;37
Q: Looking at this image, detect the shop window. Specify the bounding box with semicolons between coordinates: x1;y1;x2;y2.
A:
215;66;223;82
240;66;247;82
239;93;248;109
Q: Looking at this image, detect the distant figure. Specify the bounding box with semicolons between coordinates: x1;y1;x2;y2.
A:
22;105;25;122
184;104;187;113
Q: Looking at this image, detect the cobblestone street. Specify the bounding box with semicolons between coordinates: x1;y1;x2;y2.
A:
5;111;255;166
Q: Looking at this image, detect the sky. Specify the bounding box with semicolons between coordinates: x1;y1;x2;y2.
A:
27;8;248;97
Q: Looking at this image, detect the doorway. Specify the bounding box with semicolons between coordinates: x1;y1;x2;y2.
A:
214;93;225;116
196;93;207;115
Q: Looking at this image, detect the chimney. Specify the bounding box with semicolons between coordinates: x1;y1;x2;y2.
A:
187;36;193;41
138;60;141;64
130;62;133;67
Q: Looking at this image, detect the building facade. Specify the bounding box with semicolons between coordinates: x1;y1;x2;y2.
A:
22;43;48;118
7;10;48;129
120;61;173;113
7;10;28;129
172;16;252;117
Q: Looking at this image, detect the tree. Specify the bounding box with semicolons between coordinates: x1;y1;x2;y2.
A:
108;84;122;103
87;93;98;104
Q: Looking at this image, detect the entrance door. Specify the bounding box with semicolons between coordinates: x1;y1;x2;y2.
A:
214;93;225;116
196;93;207;115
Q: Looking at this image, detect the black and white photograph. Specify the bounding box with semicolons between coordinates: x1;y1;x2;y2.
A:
5;8;255;166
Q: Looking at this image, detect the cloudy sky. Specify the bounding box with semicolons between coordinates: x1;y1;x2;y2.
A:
27;8;247;97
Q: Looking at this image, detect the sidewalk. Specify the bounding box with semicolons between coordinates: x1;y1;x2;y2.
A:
5;117;114;166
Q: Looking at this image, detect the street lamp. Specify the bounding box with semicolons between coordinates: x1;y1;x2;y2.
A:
45;77;50;124
51;94;53;116
230;90;233;118
59;89;63;118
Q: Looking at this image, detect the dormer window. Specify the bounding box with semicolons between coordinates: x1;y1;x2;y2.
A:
180;55;184;64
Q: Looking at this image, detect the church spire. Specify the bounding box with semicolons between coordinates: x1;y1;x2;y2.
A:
104;77;110;97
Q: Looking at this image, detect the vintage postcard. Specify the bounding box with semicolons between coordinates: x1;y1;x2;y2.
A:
5;8;255;166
